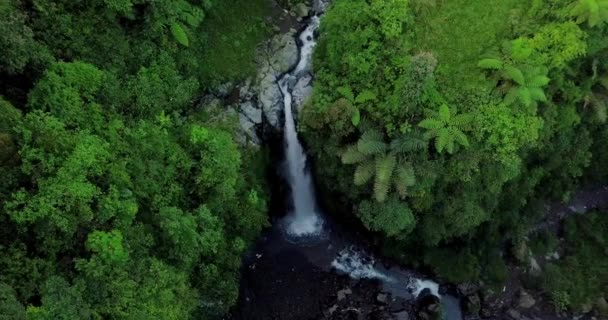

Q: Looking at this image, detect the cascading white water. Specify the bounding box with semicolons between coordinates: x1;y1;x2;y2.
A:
279;13;324;237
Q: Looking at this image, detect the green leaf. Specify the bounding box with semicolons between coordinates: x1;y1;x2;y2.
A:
171;23;189;47
419;118;443;130
477;58;503;70
529;75;550;87
351;108;361;126
436;128;450;153
451;128;469;148
354;90;377;104
504;66;525;85
518;87;532;107
337;86;354;102
529;87;547;102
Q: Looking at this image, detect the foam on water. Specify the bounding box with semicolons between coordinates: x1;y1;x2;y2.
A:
409;278;441;298
331;247;393;281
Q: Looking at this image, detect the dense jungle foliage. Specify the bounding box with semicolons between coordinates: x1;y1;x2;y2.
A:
0;0;272;318
302;0;608;314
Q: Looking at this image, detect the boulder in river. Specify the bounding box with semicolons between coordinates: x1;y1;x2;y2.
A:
295;3;310;18
376;293;389;305
517;290;536;309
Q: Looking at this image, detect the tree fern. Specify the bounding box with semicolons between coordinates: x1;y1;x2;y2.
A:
342;129;423;201
418;104;473;154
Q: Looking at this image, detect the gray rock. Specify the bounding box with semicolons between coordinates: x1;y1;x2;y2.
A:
214;82;233;98
337;288;352;301
327;304;338;315
295;3;310;17
517;290;536;309
529;256;541;275
240;101;262;124
238;113;260;144
389;297;408;313
392;311;410;320
507;308;521;320
239;79;253;101
465;294;481;315
457;282;479;296
377;293;389;305
291;74;313;115
266;33;298;74
256;74;283;128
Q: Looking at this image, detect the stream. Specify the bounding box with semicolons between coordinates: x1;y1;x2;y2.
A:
230;1;463;319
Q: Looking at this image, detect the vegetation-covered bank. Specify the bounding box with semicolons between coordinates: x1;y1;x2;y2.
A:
0;0;275;318
301;0;608;317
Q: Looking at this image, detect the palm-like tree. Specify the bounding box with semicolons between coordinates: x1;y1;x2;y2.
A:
341;130;424;202
569;0;608;28
502;66;550;110
478;59;551;111
418;104;473;154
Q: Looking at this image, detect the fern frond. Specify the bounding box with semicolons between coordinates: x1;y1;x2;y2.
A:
394;161;416;198
341;145;367;164
451;113;474;129
337;86;354;102
423;129;437;141
390;136;427;154
504;66;525;86
450;128;469;148
477;58;504;70
354;161;375;186
446;138;455;154
529;87;547;102
518;87;532;107
436;128;450;153
504;88;519;105
529;75;550;87
438;104;451;122
374;155;396;202
418;118;443;130
354;90;377;104
357;130;387;155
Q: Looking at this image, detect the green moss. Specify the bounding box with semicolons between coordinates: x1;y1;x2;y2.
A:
199;0;272;83
410;0;528;91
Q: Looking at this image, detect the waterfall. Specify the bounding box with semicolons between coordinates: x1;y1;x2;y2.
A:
279;12;324;238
